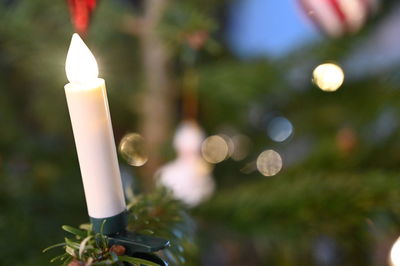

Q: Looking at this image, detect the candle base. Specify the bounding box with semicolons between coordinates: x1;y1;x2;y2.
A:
90;211;170;265
109;231;170;254
90;211;128;235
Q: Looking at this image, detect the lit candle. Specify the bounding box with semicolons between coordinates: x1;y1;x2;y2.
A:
64;34;126;234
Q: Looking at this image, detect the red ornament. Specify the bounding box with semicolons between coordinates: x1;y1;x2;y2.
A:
67;0;97;35
68;259;85;266
336;127;358;155
109;244;126;256
298;0;378;37
186;30;209;50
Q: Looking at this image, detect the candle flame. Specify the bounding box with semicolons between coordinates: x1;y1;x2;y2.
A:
65;33;99;84
391;237;400;266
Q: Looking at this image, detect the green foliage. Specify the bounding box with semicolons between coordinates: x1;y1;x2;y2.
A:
1;0;400;265
44;189;196;265
44;224;156;266
197;171;400;264
127;189;198;265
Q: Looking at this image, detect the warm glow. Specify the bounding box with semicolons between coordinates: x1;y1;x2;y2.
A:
201;135;229;164
256;149;282;177
65;33;99;84
119;133;148;167
231;134;251;161
313;63;344;92
390;237;400;266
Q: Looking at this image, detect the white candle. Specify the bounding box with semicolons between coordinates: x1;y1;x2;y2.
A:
64;34;126;220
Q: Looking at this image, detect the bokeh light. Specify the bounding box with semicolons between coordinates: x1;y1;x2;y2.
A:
118;133;148;167
220;134;235;158
390;237;400;266
256;149;283;176
312;63;344;92
231;134;252;161
201;135;229;164
267;116;293;142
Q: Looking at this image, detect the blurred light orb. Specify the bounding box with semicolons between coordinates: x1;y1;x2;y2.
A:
390;237;400;266
201;135;229;164
256;149;282;177
231;134;252;161
119;133;148;167
267;116;293;142
220;134;235;158
312;63;344;92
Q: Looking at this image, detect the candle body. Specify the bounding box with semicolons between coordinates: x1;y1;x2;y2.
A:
65;79;126;219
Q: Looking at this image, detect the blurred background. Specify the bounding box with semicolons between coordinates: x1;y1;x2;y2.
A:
2;0;400;265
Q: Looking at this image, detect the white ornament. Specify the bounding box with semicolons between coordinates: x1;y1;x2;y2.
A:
157;121;215;207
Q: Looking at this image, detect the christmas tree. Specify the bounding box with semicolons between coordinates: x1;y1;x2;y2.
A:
1;0;400;265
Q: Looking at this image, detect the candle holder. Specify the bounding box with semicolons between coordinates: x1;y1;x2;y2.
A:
61;34;174;265
91;211;170;265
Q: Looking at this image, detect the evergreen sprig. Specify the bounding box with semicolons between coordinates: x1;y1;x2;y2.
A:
43;224;152;266
44;189;196;266
127;189;197;265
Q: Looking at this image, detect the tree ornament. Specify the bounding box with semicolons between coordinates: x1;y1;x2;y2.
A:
186;30;209;50
67;0;97;35
336;127;358;155
157;121;215;207
68;260;84;266
298;0;378;37
109;244;126;256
